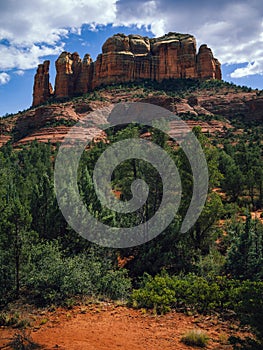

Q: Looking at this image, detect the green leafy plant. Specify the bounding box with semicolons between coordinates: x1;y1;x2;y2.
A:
0;312;20;326
131;273;231;314
131;272;176;314
24;241;131;305
233;280;263;343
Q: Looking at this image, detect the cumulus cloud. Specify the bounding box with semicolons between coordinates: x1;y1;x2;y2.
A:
0;44;64;71
1;0;263;80
0;0;116;71
0;72;10;85
116;0;263;78
0;0;116;46
230;59;263;78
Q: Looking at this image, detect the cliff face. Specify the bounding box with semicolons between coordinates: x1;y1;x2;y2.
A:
197;44;221;80
33;61;53;106
32;32;221;106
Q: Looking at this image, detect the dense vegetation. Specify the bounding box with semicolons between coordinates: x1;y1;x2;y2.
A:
0;83;263;346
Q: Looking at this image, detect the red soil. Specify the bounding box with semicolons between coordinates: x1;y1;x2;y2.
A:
0;302;249;350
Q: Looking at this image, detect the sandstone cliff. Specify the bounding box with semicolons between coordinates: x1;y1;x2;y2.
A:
33;60;53;106
32;32;221;106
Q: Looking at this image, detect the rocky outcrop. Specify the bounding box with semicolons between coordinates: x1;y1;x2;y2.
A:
33;61;53;106
246;97;263;121
151;33;198;81
32;32;221;106
197;45;221;80
75;54;94;95
54;52;84;99
92;33;200;87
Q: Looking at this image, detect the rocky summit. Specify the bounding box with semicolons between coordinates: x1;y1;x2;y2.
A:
32;32;221;106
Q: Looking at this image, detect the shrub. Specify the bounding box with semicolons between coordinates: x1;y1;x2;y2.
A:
131;272;263;344
234;281;263;342
0;312;20;326
131;273;234;314
229;336;262;350
131;273;176;314
181;329;209;347
23;241;131;305
177;274;222;312
100;269;132;300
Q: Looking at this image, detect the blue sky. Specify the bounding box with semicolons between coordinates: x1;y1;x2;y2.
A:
0;0;263;117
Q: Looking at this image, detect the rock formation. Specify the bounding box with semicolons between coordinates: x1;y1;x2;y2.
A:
33;61;53;106
32;32;221;106
197;44;221;80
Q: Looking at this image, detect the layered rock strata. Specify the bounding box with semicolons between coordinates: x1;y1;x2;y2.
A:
33;32;221;106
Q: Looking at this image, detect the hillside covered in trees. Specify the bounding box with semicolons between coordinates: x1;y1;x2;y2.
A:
0;79;263;349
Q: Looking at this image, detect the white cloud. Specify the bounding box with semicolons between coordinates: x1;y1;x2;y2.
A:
116;0;263;78
14;70;25;76
0;0;117;72
0;44;64;71
115;0;162;34
0;0;116;46
231;60;263;78
0;73;10;85
1;0;263;81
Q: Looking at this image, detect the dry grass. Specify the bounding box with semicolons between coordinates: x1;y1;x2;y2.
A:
181;329;209;348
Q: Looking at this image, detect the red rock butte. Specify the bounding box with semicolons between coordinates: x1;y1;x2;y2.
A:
32;32;222;106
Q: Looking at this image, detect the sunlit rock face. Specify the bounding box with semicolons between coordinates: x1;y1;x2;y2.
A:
32;60;53;106
32;32;221;106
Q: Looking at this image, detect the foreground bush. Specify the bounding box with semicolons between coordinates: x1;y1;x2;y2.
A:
234;280;263;343
23;241;131;305
131;272;238;314
131;273;176;314
131;272;263;343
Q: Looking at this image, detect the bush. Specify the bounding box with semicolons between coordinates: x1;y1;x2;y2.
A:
0;312;20;326
100;269;132;300
181;329;209;347
131;272;263;344
131;273;236;314
131;273;176;314
234;281;263;342
23;241;131;305
229;336;262;350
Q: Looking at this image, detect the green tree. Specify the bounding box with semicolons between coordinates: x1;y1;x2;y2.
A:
225;216;263;280
6;199;32;296
219;151;244;201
